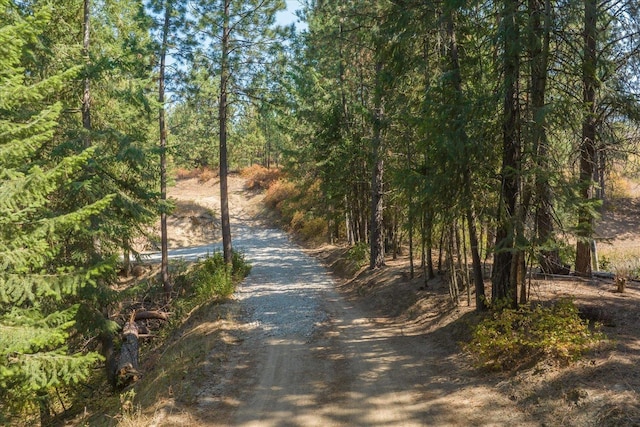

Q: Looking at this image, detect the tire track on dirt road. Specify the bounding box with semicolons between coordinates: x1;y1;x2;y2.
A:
161;177;536;426
196;224;534;426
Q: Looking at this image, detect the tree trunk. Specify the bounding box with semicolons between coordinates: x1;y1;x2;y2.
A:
492;0;521;307
462;219;471;306
575;0;598;277
82;0;91;148
369;60;385;270
408;198;415;279
345;196;355;245
445;7;486;310
219;0;233;265
438;226;445;273
425;212;435;279
116;314;141;389
467;205;487;310
530;0;553;248
159;0;172;295
447;224;459;305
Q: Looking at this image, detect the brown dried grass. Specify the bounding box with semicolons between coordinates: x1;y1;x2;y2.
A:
264;179;299;210
174;167;218;182
241;164;282;190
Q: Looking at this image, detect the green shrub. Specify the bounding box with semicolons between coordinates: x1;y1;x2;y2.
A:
464;299;604;371
346;242;370;269
188;251;251;302
231;250;252;281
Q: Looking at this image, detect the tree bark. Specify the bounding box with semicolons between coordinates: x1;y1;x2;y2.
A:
219;0;233;265
467;204;487;310
530;0;553;247
369;60;385;270
116;314;141;389
492;0;521;307
575;0;598;277
82;0;91;148
444;8;486;310
159;0;172;295
134;310;170;322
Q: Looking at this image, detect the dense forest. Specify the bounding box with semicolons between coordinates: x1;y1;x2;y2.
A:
1;0;640;423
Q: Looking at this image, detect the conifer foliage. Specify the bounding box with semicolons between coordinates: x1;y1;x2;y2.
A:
0;1;111;419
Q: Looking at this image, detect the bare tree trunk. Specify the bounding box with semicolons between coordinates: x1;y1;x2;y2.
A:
391;206;399;260
345;196;355;245
369;60;385;270
448;224;459;305
492;0;521;307
444;7;486;310
426;212;435;279
467;205;487;310
454;220;466;301
116;314;141;389
461;217;471;306
219;0;233;265
531;0;553;248
82;0;91;148
437;222;445;274
575;0;598;277
408;199;415;279
159;0;172;295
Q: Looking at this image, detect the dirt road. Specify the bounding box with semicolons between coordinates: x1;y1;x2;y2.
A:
154;176;532;426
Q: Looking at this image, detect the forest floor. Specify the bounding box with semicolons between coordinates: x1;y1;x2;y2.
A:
111;174;640;427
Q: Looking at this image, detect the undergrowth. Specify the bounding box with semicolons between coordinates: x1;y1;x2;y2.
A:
464;299;604;371
263;177;328;243
346;242;369;269
172;251;251;317
241;164;281;190
64;253;251;426
174;167;218;182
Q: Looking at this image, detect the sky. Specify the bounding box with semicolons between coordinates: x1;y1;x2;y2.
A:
276;0;306;31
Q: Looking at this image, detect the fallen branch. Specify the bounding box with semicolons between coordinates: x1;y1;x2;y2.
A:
135;310;170;322
116;312;141;389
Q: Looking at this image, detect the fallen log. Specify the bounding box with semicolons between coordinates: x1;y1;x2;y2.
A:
134;310;170;322
116;312;142;389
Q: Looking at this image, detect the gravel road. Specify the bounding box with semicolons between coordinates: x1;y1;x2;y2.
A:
233;224;331;339
157;177;533;426
194;223;532;426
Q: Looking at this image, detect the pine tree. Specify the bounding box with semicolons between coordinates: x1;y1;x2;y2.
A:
0;1;111;421
190;0;286;264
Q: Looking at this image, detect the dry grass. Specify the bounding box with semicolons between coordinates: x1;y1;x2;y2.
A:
263;179;299;210
174;167;218;182
606;170;633;199
197;168;217;183
241;164;282;190
300;217;328;244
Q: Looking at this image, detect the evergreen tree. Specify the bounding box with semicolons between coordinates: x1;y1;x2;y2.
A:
190;0;286;264
0;1;111;421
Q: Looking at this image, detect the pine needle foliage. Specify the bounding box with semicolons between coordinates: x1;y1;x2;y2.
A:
0;1;111;420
